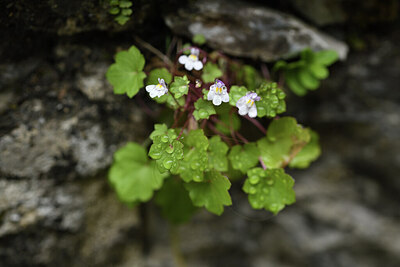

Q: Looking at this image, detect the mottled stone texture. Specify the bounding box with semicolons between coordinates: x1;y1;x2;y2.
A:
1;0;400;266
165;0;348;61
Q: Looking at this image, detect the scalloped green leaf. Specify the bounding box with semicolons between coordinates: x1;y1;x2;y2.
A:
193;99;216;120
109;142;168;204
192;34;206;45
257;117;310;168
106;46;146;97
228;143;260;173
229;85;248;106
155;177;197;224
289;129;321;168
115;15;130;25
308;64;329;79
119;0;132;8
149;129;184;174
256;82;286;118
208;136;229;172
285;69;307;96
314;50;339;66
243;168;295;214
178;129;209;182
147;68;172;85
170;75;189;98
297;68;320;90
201;62;222;83
185;170;232;215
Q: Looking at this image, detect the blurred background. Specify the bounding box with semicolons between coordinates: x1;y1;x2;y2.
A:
1;0;399;266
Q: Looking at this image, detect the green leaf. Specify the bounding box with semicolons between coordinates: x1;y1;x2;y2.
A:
201;63;223;83
149;123;168;140
109;0;119;6
242;65;263;91
185;170;232;215
215;112;241;135
228;143;260;173
155;177;197;224
192;34;206;45
314;50;339;66
109;7;120;15
149;129;184;174
147;68;172;85
106;46;146;97
308;64;329;79
285;69;307;96
208;136;229;172
289;129;321;168
243;168;295;214
256;82;286;118
121;8;132;16
109;142;168;204
297;68;320;90
170;76;189;98
183;43;191;55
229;85;248;106
119;0;132;8
193;99;216;120
114;15;130;25
272;60;287;73
257;117;310;168
178;130;209;182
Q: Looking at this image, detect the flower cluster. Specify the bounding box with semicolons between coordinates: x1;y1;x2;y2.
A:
146;47;261;117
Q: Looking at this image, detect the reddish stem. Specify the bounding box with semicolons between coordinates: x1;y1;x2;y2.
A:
207;122;232;146
244;116;267;135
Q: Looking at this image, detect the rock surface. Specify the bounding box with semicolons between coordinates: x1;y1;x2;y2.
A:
165;0;348;62
1;1;399;267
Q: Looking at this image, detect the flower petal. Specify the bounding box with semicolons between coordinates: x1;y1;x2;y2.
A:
178;55;188;64
221;92;229;102
146;85;156;92
193;60;203;70
248;105;257;118
185;61;194;71
212;95;222;106
149;89;158;98
208;90;215;101
238;107;248;116
236;96;247;107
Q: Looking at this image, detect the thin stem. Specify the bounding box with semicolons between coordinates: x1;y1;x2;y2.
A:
209;116;239;145
207;122;232;146
177;113;192;140
134;36;173;66
169;226;187;267
244;116;267;135
261;63;271;80
235;131;249;144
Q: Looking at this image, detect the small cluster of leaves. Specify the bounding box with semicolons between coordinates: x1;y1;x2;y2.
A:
105;43;331;223
109;0;133;25
274;49;339;96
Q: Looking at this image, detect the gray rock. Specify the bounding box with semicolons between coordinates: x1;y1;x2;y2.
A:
165;0;348;62
290;0;347;26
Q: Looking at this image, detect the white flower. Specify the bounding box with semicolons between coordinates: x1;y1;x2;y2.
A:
207;79;229;106
145;78;168;98
236;92;260;118
178;48;203;71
